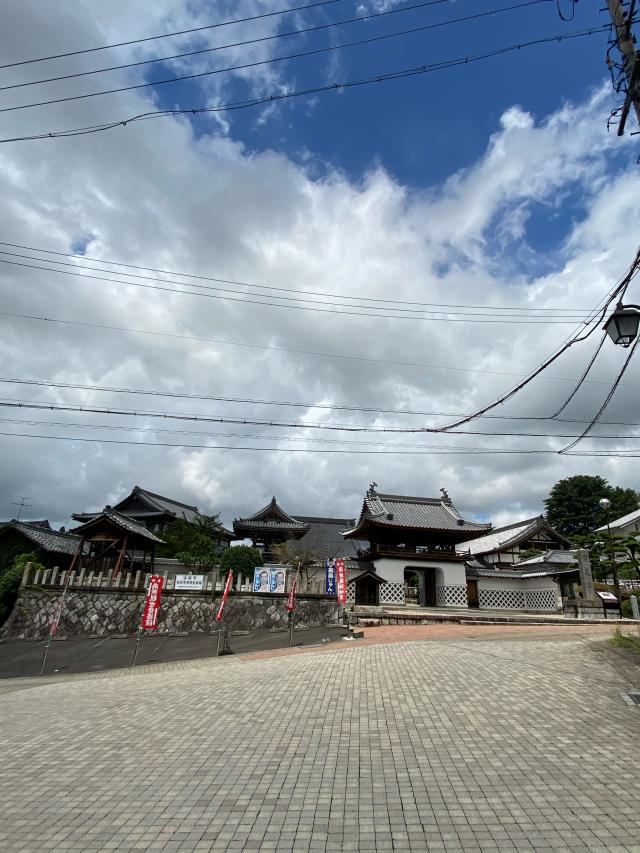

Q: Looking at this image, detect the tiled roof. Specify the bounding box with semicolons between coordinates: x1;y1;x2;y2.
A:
516;550;578;566
343;490;491;538
456;516;572;557
234;497;310;534
72;508;165;544
466;565;577;580
125;486;201;523
596;507;640;531
288;517;363;558
3;521;81;555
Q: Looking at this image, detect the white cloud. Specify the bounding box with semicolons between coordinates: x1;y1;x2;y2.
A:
0;2;639;533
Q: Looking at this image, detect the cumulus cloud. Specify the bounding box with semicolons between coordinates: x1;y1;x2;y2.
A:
1;1;639;532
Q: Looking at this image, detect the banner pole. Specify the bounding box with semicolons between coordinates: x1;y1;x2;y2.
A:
131;626;142;668
40;567;73;676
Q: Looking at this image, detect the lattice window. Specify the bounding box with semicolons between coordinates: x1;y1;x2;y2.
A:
379;582;405;605
346;580;356;604
524;588;557;611
478;588;526;610
436;585;468;607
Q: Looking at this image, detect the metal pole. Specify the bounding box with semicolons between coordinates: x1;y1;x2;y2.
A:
132;627;142;667
40;569;72;676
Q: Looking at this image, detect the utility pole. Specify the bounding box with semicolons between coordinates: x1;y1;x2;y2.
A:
607;0;640;135
10;496;32;520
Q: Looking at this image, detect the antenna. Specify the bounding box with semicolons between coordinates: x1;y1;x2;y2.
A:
10;495;32;520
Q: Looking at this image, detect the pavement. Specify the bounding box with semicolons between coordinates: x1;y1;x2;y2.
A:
1;624;640;852
0;626;348;679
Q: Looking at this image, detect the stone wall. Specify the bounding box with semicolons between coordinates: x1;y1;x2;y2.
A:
1;588;343;639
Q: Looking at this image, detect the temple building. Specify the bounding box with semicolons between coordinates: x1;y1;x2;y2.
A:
342;485;491;606
72;485;233;546
233;497;311;559
455;516;572;567
0;520;80;572
71;506;165;576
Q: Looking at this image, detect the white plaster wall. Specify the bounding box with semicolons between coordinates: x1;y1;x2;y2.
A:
477;576;561;610
372;557;466;585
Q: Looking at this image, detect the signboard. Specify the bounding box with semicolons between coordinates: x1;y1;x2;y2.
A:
597;590;618;601
141;575;164;630
335;558;347;605
175;574;204;591
253;567;287;593
216;570;234;622
325;558;336;596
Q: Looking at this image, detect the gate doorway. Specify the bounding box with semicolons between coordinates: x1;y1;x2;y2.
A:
404;568;437;606
466;579;479;608
355;575;379;606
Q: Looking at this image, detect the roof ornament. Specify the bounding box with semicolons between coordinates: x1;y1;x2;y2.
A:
440;488;451;505
367;481;378;496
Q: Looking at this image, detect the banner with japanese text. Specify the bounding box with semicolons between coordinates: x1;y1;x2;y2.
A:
325;558;336;596
335;558;347;605
216;570;234;622
141;575;164;630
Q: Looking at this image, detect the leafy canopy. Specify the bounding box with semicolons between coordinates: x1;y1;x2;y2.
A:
157;515;225;572
219;545;263;576
544;475;639;538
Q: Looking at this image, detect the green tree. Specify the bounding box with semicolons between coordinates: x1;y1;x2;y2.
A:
157;515;225;572
544;475;639;538
0;552;43;626
271;542;320;590
219;544;263;577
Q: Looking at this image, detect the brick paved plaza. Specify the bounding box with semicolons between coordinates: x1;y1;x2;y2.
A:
1;629;640;852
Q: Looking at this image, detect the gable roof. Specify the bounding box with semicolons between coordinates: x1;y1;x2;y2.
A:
596;506;640;532
342;489;491;538
1;520;81;555
515;549;578;567
287;516;363;558
456;516;572;557
72;507;165;544
234;497;310;534
115;486;201;523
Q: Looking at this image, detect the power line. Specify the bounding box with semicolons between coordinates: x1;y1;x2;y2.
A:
0;240;587;314
0;0;353;70
0;257;585;323
4;310;633;388
0;0;548;113
3;415;639;443
2;428;638;455
1;1;547;94
3;398;640;432
0;25;612;144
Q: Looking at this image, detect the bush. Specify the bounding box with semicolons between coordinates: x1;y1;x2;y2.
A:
0;552;44;626
219;545;263;576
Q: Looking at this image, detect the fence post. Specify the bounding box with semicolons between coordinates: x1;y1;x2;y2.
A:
134;570;141;589
21;561;33;587
51;567;59;586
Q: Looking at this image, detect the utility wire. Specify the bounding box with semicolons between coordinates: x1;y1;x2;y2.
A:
550;331;608;417
560;333;640;454
1;429;638;455
0;25;612;144
0;1;549;93
0;241;586;314
3;399;640;432
0;0;354;69
2;415;638;443
0;257;585;323
436;247;640;433
0;3;559;115
3;310;632;388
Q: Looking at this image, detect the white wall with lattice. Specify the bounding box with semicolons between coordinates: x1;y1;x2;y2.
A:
346;580;356;604
379;582;405;605
477;576;561;611
435;585;468;607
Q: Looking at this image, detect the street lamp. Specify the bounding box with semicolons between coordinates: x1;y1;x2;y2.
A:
599;497;621;605
603;302;640;347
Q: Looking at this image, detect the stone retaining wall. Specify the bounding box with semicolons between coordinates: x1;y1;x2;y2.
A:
2;588;342;639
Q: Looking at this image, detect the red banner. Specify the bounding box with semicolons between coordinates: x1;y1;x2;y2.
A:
141;575;164;630
216;570;234;622
335;558;347;605
286;576;298;613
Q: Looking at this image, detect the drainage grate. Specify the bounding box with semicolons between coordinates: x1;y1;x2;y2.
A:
628;693;640;705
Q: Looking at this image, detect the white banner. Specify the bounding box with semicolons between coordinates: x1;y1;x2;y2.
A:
174;574;205;591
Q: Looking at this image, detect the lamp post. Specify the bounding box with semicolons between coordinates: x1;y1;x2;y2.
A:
599;497;620;604
603;302;640;347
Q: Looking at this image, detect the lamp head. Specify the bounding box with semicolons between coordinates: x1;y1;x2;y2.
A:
599;498;611;511
603;302;640;347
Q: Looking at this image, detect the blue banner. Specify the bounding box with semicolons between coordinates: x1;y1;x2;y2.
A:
325;558;336;596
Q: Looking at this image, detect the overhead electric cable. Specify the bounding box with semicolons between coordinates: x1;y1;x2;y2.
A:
0;1;550;93
0;241;586;314
3;415;638;443
0;257;585;323
0;0;354;69
1;429;638;456
0;25;613;144
550;331;608;417
3;399;640;432
435;247;640;433
560;333;640;454
3;310;632;387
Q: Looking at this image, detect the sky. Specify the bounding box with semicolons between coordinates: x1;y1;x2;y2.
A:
1;0;640;532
